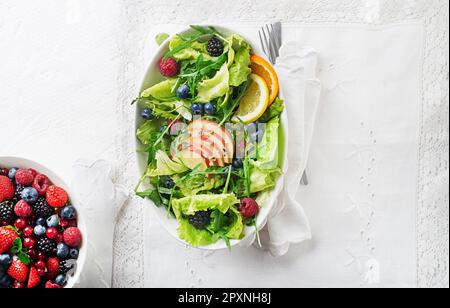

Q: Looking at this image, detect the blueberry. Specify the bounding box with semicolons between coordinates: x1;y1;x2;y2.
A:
61;205;77;220
0;271;12;288
55;274;67;286
163;177;175;189
177;85;191;99
46;214;59;228
34;225;46;237
232;158;244;169
0;254;12;267
57;243;69;259
21;187;38;204
141;108;153;120
36;218;46;226
69;248;79;259
8;168;18;180
190;103;203;116
204;103;217;115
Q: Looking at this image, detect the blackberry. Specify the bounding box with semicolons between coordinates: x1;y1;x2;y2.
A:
37;238;56;256
33;197;54;219
13;184;25;202
59;259;76;276
207;36;224;57
188;210;211;230
0;201;15;224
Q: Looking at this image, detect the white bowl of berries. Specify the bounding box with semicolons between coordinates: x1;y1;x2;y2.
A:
0;157;86;289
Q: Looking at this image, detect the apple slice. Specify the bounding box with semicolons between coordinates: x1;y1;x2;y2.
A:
176;146;210;170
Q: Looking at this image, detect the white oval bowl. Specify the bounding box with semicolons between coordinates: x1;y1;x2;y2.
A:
0;156;87;288
135;25;288;250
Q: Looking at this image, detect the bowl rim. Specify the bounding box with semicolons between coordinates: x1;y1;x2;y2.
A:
134;25;288;251
0;156;88;288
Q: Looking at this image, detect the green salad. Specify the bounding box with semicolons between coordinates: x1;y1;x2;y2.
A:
134;26;284;248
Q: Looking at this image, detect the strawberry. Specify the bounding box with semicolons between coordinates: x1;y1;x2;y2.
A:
27;266;41;288
45;281;62;288
7;258;29;283
0;175;14;202
46;257;60;280
63;227;82;247
0;226;19;254
46;185;68;208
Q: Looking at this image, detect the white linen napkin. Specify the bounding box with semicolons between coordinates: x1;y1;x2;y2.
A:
70;160;128;288
254;43;321;256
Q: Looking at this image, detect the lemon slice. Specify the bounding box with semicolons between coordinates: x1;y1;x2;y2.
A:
232;74;270;124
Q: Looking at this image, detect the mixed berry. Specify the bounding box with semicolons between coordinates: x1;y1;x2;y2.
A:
0;167;82;288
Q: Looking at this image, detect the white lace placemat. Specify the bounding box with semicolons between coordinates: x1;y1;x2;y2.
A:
115;0;449;288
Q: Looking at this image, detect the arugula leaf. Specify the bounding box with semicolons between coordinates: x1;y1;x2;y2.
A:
259;98;285;123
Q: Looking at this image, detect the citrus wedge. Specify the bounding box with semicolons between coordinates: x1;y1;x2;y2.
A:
250;54;279;105
232;74;270;124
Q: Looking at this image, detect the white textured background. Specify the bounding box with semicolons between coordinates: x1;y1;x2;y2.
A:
0;0;448;288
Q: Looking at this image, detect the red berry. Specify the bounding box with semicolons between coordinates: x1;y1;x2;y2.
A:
13;281;24;289
37;268;46;276
28;169;38;178
23;237;36;249
46;227;59;240
23;226;34;237
27;266;41;288
37;252;46;261
159;57;179;77
239;198;260;218
7;258;29;283
0;175;14;202
14;218;27;230
60;219;70;228
55;234;63;243
27;249;37;260
15;169;34;185
63;227;82;247
0;168;9;177
33;174;51;196
46;185;68;208
0;227;19;254
14;200;33;217
35;260;46;270
46;257;60;280
45;281;62;288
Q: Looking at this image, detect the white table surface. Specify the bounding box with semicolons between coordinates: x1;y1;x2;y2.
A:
0;0;448;288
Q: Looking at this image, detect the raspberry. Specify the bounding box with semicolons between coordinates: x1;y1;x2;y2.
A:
46;185;68;208
15;169;34;185
33;174;51;195
0;176;14;202
239;198;260;218
14;200;33;217
63;227;82;248
159;57;179;77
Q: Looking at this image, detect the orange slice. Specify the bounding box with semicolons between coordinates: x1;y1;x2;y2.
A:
250;54;279;105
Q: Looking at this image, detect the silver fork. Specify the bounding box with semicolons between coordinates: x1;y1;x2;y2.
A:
259;22;309;185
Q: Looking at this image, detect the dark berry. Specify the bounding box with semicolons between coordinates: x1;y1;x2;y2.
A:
163;178;175;189
191;103;203;116
33;197;54;219
207;36;224;57
34;225;46;237
61;205;77;220
36;218;46;226
141;108;153;120
8;168;18;180
177;85;191;99
37;238;56;256
204;103;217;115
59;259;76;276
21;187;38;204
232;158;244;169
0;253;12;267
55;274;67;286
13;184;25;202
0;201;15;224
188;210;211;230
56;243;69;259
69;248;79;259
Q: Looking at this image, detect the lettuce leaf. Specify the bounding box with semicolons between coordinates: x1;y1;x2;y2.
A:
249;161;282;194
255;117;280;170
136;121;159;145
259;98;284;123
178;219;220;246
228;35;252;87
197;64;229;103
141;79;177;101
224;206;244;239
176;174;224;197
146;150;188;177
172;194;239;217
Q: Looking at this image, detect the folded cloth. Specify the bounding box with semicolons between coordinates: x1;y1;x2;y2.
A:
71;160;128;288
259;43;322;256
